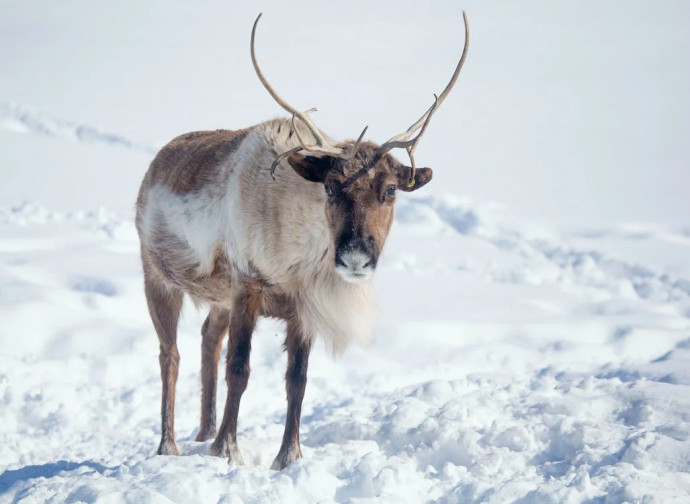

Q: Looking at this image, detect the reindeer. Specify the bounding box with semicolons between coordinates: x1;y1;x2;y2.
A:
135;12;469;470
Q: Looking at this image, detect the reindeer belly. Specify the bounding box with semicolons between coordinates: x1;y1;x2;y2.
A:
142;231;296;316
141;237;236;306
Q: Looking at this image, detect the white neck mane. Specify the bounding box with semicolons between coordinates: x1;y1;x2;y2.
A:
237;119;378;354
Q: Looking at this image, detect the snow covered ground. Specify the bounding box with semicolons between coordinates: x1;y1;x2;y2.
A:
1;194;689;503
1;1;690;503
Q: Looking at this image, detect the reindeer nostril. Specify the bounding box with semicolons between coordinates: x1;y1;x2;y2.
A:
335;256;347;268
363;259;375;269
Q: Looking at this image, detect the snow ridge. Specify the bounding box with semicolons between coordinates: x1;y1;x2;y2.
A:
0;101;157;155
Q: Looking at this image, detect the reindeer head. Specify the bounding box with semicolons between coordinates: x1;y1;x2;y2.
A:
286;144;432;282
251;12;469;283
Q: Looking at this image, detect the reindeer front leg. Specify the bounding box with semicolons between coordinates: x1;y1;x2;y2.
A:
210;286;259;465
271;320;313;470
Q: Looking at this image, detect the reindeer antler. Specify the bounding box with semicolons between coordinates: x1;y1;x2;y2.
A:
362;11;470;187
251;13;368;178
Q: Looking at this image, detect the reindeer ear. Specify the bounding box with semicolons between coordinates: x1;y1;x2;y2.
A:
287;154;333;183
396;166;433;192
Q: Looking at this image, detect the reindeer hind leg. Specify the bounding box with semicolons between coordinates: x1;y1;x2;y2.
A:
144;269;183;456
196;306;230;442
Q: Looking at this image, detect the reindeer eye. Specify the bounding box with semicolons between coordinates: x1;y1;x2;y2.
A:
324;185;334;197
386;185;397;198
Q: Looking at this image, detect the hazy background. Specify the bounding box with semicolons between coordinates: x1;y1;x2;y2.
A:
1;0;689;229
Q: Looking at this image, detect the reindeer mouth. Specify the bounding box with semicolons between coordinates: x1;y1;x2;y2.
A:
337;269;374;284
335;249;375;284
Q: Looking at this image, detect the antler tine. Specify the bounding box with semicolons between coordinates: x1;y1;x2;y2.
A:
339;125;369;160
373;94;438;155
251;13;344;156
270;145;303;180
291;113;317;151
404;93;438;185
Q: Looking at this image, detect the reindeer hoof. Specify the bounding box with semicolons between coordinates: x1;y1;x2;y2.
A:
157;439;180;456
209;438;245;465
270;444;302;471
195;428;216;442
227;450;245;466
